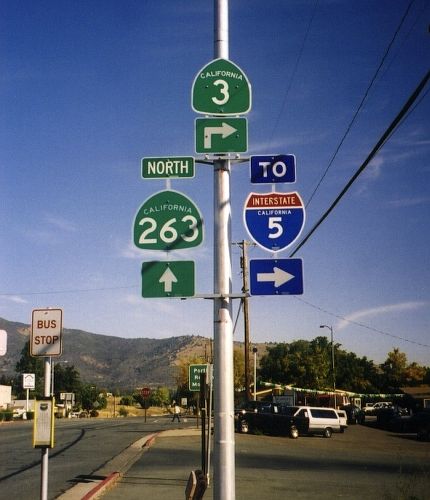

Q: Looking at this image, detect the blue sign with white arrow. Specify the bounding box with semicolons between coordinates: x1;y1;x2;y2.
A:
249;258;304;296
250;155;296;184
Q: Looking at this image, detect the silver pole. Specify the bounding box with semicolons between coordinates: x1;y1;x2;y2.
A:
213;1;235;499
320;325;336;408
40;357;51;500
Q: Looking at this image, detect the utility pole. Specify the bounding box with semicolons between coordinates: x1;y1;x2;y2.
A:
213;1;235;499
235;240;254;400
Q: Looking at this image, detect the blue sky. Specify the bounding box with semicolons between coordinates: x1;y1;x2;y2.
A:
1;0;429;366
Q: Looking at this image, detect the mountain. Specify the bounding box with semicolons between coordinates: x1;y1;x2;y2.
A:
0;317;268;389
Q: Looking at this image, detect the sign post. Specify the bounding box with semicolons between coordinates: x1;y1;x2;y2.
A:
31;309;63;357
0;330;7;356
195;117;247;154
243;192;305;252
31;308;63;500
192;58;251;115
249;259;304;296
133;190;203;251
142;157;195;179
23;373;36;414
141;261;195;298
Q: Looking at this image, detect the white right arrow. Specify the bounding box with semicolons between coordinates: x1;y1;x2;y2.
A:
204;122;237;149
159;267;178;293
257;267;294;288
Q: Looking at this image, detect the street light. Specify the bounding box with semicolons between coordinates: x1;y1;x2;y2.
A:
320;325;336;408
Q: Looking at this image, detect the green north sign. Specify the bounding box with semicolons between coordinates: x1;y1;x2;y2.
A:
195;117;247;154
133;190;203;251
142;157;195;179
192;58;252;115
141;261;195;298
189;364;208;391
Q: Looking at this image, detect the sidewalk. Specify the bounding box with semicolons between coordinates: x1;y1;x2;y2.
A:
58;428;207;500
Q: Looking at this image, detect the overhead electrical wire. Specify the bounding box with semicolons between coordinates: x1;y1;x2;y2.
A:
305;0;417;209
293;296;430;349
267;0;319;151
290;68;430;258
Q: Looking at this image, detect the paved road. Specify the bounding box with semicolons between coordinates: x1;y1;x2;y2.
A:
103;423;430;500
0;415;194;499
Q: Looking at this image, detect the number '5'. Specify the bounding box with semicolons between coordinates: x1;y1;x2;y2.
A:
268;217;283;239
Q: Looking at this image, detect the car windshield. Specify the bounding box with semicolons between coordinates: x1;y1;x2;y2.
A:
280;406;299;416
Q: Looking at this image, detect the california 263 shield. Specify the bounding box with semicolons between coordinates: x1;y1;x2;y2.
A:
243;192;305;252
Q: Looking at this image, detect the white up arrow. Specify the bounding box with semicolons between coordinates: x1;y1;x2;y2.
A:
257;267;294;288
204;122;237;149
159;267;178;293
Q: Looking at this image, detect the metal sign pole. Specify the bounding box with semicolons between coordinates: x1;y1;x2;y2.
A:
213;1;235;499
40;357;51;500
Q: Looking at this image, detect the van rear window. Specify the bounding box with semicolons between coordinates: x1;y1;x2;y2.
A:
309;409;337;419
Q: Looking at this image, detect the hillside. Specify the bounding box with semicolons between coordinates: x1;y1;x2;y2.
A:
0;317;269;390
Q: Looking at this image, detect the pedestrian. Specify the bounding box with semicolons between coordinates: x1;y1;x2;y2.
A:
172;403;181;422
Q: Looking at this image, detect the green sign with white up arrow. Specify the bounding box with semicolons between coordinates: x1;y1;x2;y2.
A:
141;261;195;298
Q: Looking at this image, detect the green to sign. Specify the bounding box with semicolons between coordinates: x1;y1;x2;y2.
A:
195;117;247;154
192;58;252;115
189;364;208;391
142;157;195;179
133;190;203;251
141;261;195;298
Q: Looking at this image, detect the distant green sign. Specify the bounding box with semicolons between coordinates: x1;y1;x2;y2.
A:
141;261;195;298
133;190;203;251
192;58;252;115
142;157;195;179
189;364;208;391
195;117;247;154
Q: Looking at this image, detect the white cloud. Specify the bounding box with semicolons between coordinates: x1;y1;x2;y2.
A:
43;213;77;232
335;301;428;331
387;196;430;208
121;242;211;261
0;295;28;304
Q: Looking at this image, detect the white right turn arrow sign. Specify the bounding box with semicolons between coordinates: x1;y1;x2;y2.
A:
256;267;295;288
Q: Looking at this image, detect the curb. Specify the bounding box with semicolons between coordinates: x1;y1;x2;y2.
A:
57;432;160;500
81;472;120;500
57;427;200;499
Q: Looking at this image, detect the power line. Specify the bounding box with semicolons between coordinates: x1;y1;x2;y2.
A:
267;0;319;151
305;0;417;209
0;285;138;296
293;296;430;349
290;68;430;258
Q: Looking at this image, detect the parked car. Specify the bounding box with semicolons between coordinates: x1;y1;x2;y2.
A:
408;410;430;441
336;410;348;432
340;404;364;424
364;401;393;417
363;403;375;414
236;405;342;438
235;402;299;438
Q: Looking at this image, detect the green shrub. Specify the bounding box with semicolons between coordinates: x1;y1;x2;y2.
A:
1;411;13;421
119;406;129;417
90;409;99;417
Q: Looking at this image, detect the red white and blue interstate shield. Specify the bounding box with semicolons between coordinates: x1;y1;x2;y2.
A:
243;192;305;252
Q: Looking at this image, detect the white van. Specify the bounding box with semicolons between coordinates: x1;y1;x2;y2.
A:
293;406;342;438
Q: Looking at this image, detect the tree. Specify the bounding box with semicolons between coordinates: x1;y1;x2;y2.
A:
15;341;44;398
150;386;171;407
53;364;81;398
380;348;408;391
233;348;245;391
